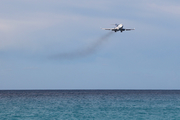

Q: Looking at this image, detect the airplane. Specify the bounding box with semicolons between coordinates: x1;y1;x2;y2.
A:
102;24;135;32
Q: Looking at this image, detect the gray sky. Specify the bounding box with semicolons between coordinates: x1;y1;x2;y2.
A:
0;0;180;89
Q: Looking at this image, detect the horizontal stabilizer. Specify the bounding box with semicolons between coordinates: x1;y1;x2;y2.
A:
110;24;118;27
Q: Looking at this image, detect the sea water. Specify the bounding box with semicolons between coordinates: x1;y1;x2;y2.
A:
0;90;180;120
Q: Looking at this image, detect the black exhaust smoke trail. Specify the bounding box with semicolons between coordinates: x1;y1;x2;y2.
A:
49;32;113;59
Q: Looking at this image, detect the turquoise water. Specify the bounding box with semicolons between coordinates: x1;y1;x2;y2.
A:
0;90;180;119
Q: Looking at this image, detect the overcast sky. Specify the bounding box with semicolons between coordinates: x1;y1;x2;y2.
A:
0;0;180;89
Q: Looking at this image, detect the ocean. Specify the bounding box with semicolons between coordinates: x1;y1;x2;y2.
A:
0;90;180;119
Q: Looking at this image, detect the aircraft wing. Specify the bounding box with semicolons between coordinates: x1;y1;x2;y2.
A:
125;28;135;31
102;28;115;30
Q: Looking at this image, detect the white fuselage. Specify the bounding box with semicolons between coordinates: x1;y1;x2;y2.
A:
117;24;123;29
102;23;134;32
113;24;124;32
